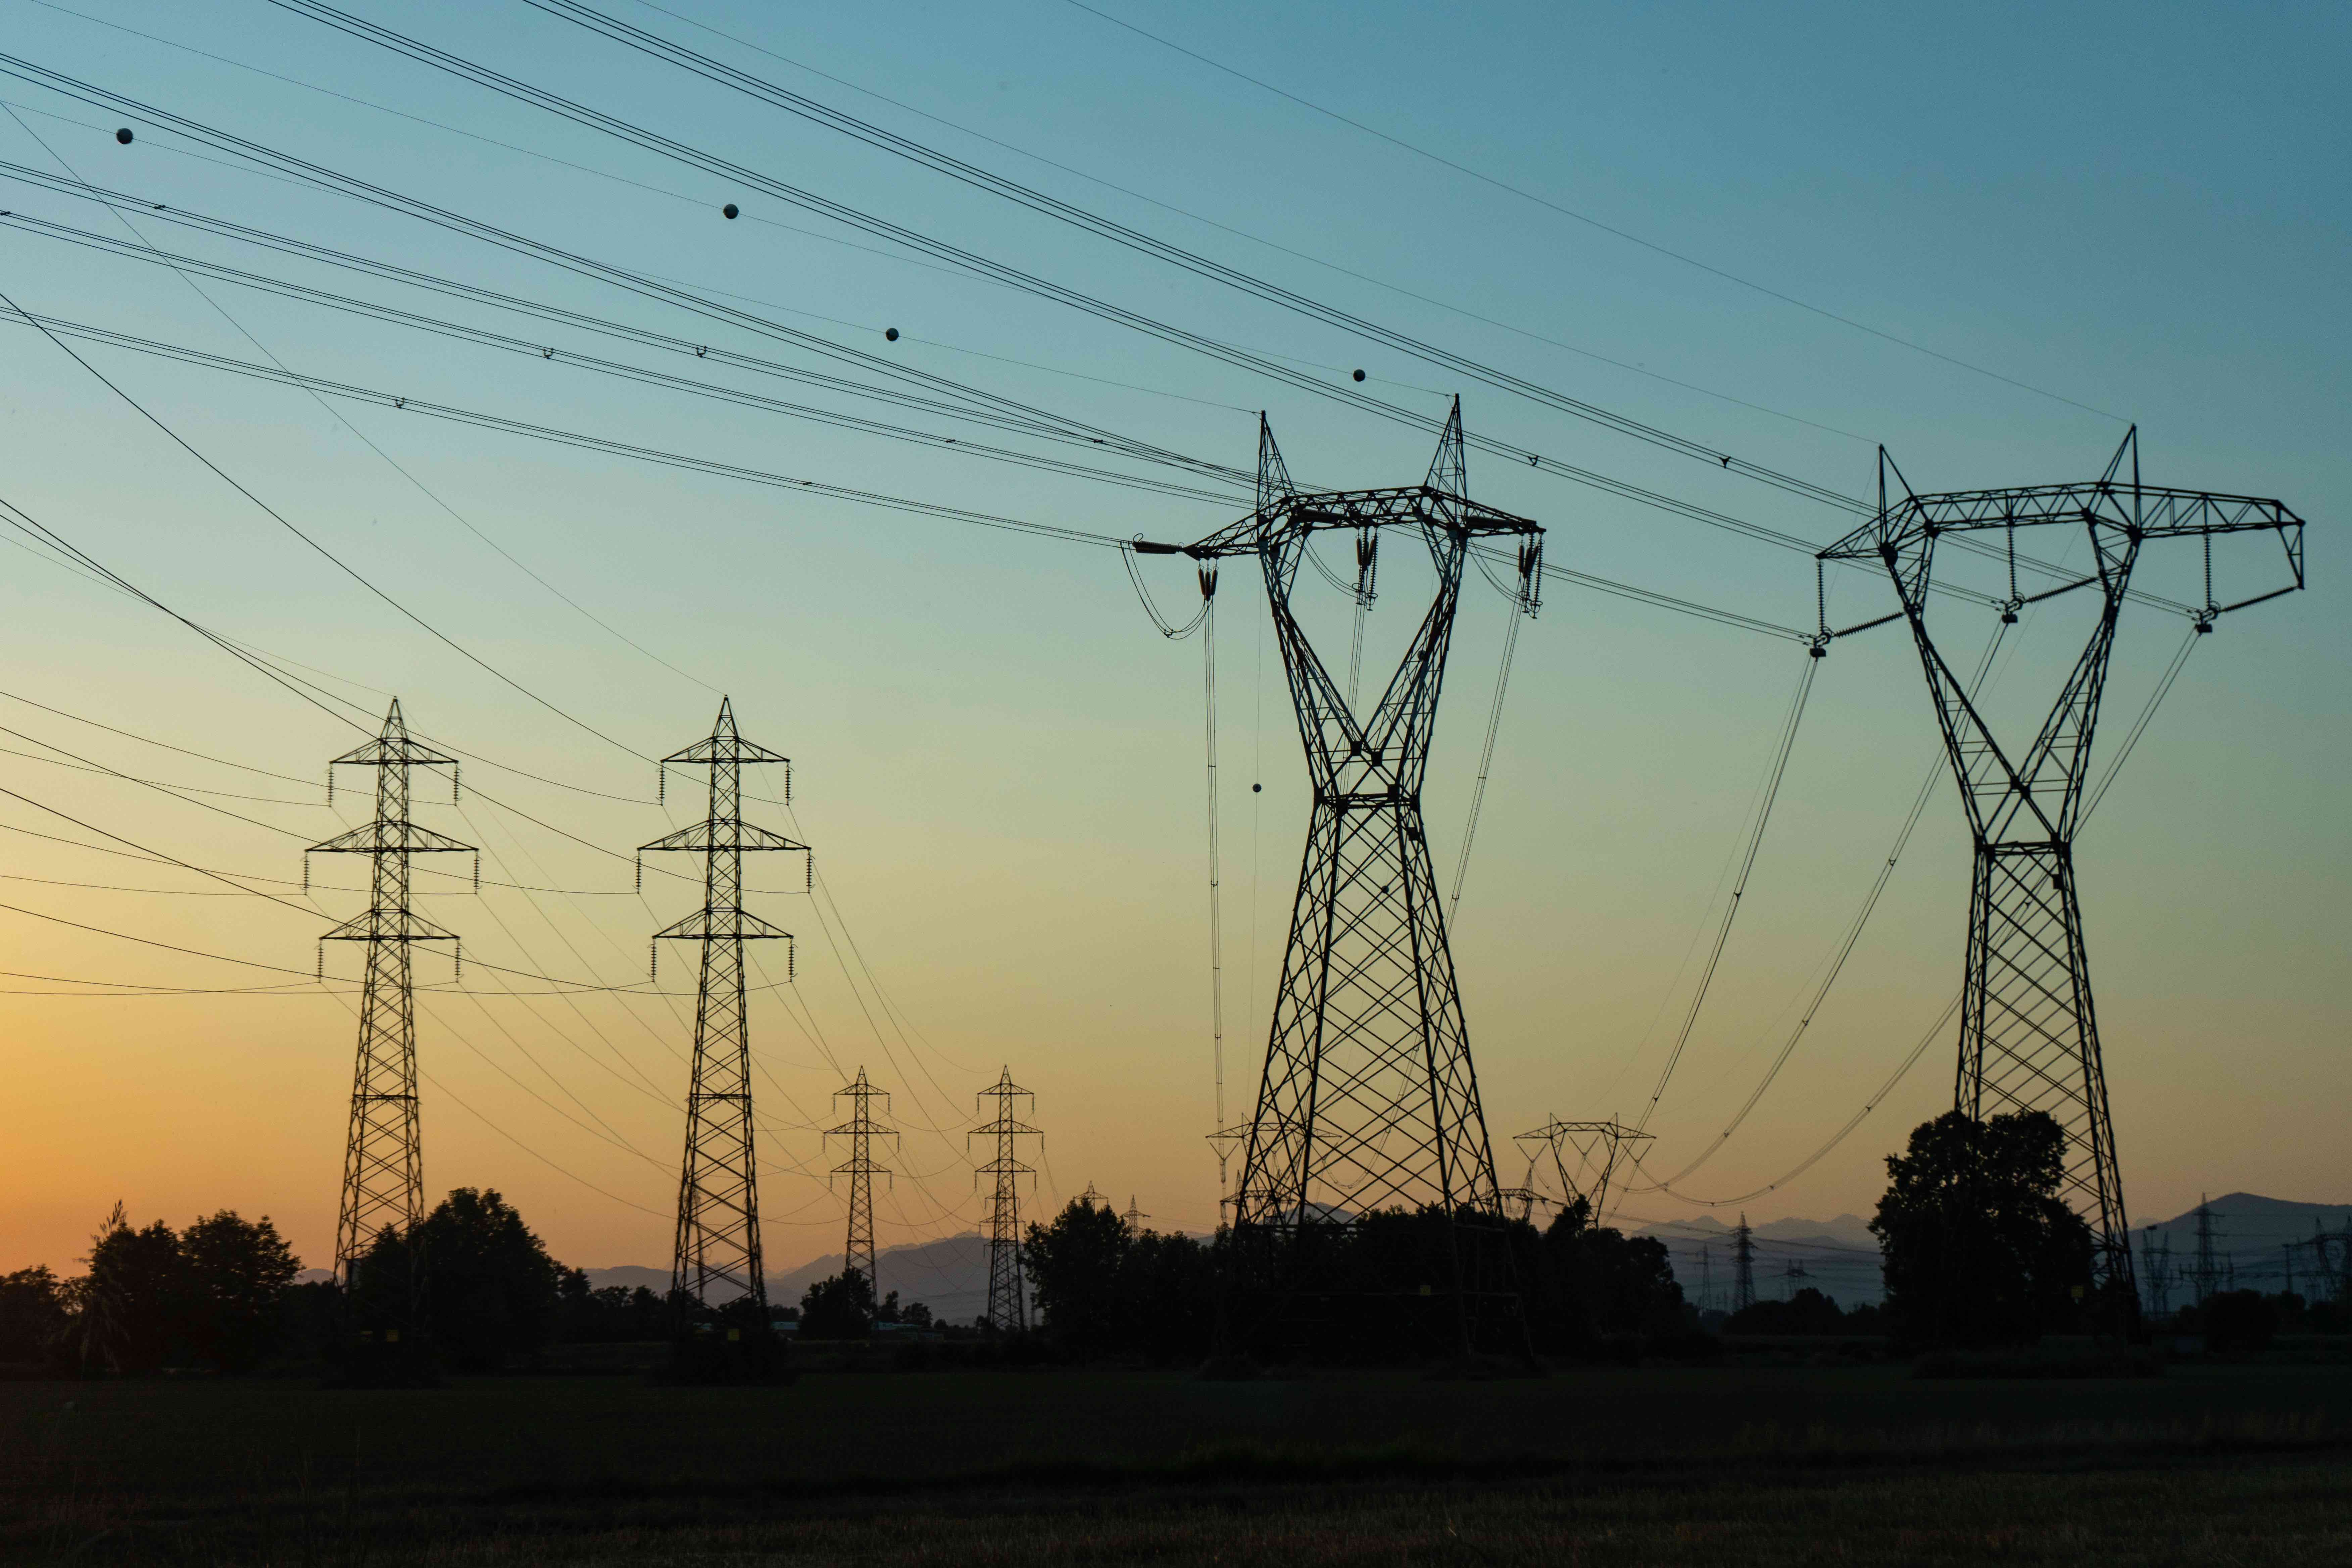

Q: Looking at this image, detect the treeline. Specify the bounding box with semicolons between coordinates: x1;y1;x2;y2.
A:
3;1187;663;1377
1018;1194;1697;1362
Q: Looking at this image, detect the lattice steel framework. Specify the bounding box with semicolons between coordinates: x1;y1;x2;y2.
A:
307;699;475;1287
1515;1117;1652;1221
969;1067;1039;1332
825;1067;895;1293
641;698;805;1310
1820;431;2306;1307
1142;401;1541;1247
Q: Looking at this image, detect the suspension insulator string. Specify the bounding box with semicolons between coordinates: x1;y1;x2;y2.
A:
1200;577;1226;1140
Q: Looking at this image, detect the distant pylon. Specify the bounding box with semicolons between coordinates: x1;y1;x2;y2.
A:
969;1067;1040;1332
307;698;475;1288
1780;1259;1809;1301
2190;1195;2222;1305
1121;1194;1149;1231
825;1067;896;1295
1515;1117;1654;1220
641;698;807;1312
1731;1214;1757;1312
1077;1181;1106;1209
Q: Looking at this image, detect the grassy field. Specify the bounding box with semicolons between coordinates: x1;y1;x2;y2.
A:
3;1359;2348;1564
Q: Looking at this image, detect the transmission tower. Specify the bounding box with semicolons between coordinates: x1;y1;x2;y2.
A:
1819;431;2306;1318
1780;1259;1811;1301
1515;1117;1653;1221
1138;402;1542;1339
1077;1181;1107;1209
307;698;474;1288
969;1067;1039;1333
1731;1214;1757;1313
2140;1227;2172;1318
825;1067;896;1294
1121;1194;1149;1231
641;698;806;1312
2190;1196;2222;1305
1698;1244;1714;1314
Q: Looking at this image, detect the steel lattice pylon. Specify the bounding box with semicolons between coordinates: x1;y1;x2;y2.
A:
1821;431;2306;1313
641;698;806;1311
1143;401;1541;1292
968;1067;1039;1333
825;1067;896;1294
307;698;475;1288
1515;1117;1652;1221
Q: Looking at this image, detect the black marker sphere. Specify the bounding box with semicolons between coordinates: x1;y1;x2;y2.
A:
722;202;739;219
885;327;899;342
1352;368;1365;382
115;128;134;145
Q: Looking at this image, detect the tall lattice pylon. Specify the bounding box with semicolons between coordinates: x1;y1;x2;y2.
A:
825;1067;896;1293
307;698;475;1287
968;1067;1039;1333
641;698;807;1311
1820;431;2306;1316
1139;403;1541;1316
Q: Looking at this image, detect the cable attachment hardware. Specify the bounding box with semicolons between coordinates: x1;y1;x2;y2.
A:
1515;538;1544;617
1353;526;1379;608
1197;564;1218;601
472;853;481;894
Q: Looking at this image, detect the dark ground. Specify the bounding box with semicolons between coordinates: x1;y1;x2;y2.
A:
3;1356;2348;1564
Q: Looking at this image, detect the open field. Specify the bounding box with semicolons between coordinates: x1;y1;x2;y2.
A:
4;1361;2348;1564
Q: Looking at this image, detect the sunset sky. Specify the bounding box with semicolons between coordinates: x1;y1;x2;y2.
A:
1;0;2343;1284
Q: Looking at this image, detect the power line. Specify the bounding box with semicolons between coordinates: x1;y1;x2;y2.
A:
488;0;1873;514
1058;0;2125;423
612;0;1874;445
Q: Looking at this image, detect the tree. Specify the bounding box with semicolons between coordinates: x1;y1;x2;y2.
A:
180;1211;301;1371
1535;1198;1685;1349
0;1267;69;1367
1871;1110;2093;1347
357;1187;563;1370
1023;1199;1130;1352
799;1269;876;1339
82;1203;187;1373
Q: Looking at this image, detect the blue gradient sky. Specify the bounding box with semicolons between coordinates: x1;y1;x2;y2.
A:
0;0;2342;1277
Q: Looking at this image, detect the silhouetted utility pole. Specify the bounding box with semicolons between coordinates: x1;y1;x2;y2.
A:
307;698;474;1289
1139;403;1541;1350
1699;1245;1715;1313
2284;1242;2297;1301
1818;431;2306;1323
825;1067;895;1296
1732;1214;1757;1313
969;1067;1039;1333
2191;1197;2222;1305
641;699;806;1313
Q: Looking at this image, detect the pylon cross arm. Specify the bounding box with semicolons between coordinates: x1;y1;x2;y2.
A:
309;819;475;855
639;819;807;853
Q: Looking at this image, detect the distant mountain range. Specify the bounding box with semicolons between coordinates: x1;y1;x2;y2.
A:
582;1232;994;1325
1629;1211;1886;1308
2134;1193;2352;1299
571;1194;2345;1325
